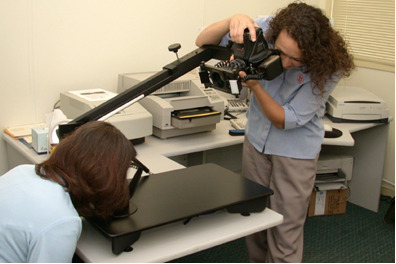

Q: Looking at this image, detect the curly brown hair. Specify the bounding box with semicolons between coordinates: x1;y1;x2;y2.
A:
266;2;355;95
36;121;136;218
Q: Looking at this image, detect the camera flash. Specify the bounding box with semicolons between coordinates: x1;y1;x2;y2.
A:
229;80;240;95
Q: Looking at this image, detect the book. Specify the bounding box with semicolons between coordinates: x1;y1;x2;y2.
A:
4;123;47;138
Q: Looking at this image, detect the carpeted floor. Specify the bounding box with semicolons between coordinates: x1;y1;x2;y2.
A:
171;196;395;263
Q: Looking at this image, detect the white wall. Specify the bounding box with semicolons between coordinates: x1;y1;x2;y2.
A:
0;0;325;174
3;1;393;192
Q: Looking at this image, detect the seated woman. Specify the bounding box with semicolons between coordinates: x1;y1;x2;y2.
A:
0;121;137;262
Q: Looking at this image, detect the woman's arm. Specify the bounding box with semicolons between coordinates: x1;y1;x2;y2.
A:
240;73;285;129
195;14;258;47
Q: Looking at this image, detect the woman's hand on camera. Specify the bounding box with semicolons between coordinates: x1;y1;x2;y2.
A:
239;71;261;91
228;14;258;43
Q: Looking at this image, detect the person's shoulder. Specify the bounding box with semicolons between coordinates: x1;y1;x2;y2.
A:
0;164;36;183
2;164;35;174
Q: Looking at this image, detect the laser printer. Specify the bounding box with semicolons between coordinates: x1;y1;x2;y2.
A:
316;153;353;181
326;86;389;123
118;72;225;139
60;89;152;144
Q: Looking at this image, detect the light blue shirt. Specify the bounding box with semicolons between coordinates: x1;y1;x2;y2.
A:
0;165;82;263
220;16;339;159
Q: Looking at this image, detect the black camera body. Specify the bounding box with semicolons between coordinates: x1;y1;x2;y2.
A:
199;27;283;95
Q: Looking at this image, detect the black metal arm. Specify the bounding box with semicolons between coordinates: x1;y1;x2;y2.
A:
58;45;231;138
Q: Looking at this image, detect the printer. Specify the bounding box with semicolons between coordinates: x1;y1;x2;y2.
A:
326;86;389;123
118;72;225;139
316;153;353;181
60;89;152;144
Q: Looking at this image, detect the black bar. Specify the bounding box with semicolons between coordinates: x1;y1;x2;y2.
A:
58;45;230;138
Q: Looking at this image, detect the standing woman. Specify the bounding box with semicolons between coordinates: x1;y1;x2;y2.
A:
196;2;354;262
0;121;136;262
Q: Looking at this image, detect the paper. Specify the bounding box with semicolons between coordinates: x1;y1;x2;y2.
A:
69;89;116;102
4;123;47;138
314;191;326;215
45;109;69;145
315;182;346;191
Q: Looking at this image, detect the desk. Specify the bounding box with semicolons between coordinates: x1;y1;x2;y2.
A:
322;117;390;212
1;119;355;167
2;118;389;262
77;209;282;263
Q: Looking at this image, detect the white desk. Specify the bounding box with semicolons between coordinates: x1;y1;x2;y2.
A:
1;119;355;166
77;209;282;263
2;117;389;262
322;117;390;212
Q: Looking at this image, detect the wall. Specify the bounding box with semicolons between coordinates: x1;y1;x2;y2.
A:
3;1;393;194
0;0;325;174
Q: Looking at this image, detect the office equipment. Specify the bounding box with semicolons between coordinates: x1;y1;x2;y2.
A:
60;89;152;144
309;154;353;217
317;153;353;181
87;163;274;254
229;129;245;136
118;72;225;139
226;98;248;112
326;86;389;123
31;127;48;154
230;117;248;130
199;27;283;94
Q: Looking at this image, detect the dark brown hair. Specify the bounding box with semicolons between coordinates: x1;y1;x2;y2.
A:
36;121;136;218
266;1;355;95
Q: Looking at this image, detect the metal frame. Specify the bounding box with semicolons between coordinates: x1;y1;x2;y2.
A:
58;45;231;138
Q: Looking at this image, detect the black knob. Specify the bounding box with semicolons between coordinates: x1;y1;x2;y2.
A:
168;43;181;53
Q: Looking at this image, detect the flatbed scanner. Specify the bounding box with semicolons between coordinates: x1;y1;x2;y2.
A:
118;72;225;139
60;89;152;144
326;86;389;123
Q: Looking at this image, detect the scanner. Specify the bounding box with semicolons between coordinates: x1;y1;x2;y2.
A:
326;86;389;123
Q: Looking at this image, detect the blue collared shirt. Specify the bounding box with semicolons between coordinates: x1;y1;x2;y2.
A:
220;16;339;159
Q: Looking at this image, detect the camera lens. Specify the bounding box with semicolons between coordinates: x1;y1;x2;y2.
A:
210;72;226;89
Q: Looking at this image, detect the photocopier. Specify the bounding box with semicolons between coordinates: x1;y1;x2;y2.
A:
326;86;389;123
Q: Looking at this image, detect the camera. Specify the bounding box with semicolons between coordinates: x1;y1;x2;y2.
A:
199;27;283;95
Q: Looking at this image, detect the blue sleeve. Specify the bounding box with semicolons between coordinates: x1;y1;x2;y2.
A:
283;77;339;130
28;217;82;263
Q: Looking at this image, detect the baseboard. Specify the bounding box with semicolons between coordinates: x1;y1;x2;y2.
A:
381;182;395;197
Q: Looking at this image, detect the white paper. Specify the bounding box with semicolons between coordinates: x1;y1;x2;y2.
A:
69;89;116;102
314;191;326;215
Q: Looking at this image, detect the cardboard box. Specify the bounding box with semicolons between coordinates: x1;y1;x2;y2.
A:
308;187;347;217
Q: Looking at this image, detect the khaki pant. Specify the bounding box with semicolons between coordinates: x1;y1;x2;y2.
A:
242;137;317;263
